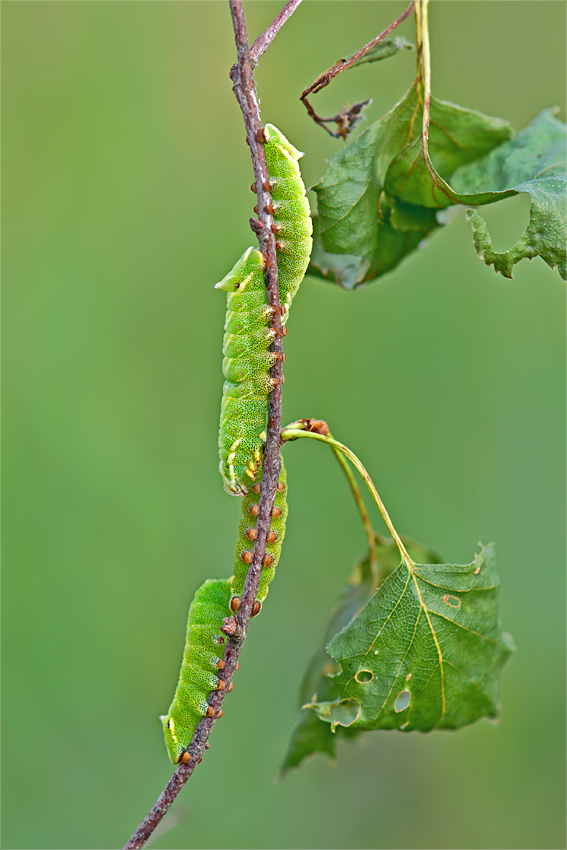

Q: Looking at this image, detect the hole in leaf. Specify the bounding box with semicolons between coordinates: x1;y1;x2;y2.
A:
443;595;461;608
329;698;360;730
394;690;411;712
355;669;373;684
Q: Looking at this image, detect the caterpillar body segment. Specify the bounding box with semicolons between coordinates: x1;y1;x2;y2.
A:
217;248;272;494
231;457;288;606
262;124;312;319
216;125;312;495
160;579;231;764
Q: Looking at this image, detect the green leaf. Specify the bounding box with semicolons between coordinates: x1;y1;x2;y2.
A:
307;215;371;290
345;36;414;69
384;88;514;208
313;115;385;261
307;544;515;734
308;201;438;290
280;534;443;776
452;109;567;279
309;82;514;285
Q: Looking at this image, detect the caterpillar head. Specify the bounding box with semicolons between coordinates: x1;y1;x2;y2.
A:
263;124;304;161
214;247;265;292
160;713;188;764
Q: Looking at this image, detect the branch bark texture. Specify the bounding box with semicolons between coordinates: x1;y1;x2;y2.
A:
122;0;297;846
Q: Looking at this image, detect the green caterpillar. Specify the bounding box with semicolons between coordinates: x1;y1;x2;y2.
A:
216;124;312;496
160;469;288;763
161;579;232;764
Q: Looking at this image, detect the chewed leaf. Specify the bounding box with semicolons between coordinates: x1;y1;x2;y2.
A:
310;81;514;285
303;698;360;731
452;109;567;279
280;534;443;776
308;544;515;733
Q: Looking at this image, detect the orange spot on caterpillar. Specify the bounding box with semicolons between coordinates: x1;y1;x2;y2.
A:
216;709;224;719
271;224;281;234
271;506;281;518
253;205;258;214
263;179;272;191
230;597;241;612
267;531;278;544
180;751;190;764
216;659;225;670
252;601;261;617
241;550;253;565
217;679;226;690
282;327;288;336
275;240;283;250
246;528;258;541
206;706;215;718
227;682;234;692
277;481;285;492
253;483;261;494
266;203;275;215
258;128;267;144
263;554;273;568
250;504;260;517
235;662;240;671
282;353;287;362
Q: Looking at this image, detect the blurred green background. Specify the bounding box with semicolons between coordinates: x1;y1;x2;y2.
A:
2;2;565;848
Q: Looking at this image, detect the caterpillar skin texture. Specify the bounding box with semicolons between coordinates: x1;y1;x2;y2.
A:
161;464;287;762
216;124;312;495
231;456;288;605
160;579;231;764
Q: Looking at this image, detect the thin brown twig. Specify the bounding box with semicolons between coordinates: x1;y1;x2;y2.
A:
122;0;292;846
250;0;304;65
300;0;415;138
229;0;303;80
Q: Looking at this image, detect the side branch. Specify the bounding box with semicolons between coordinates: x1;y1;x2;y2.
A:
229;0;304;80
292;418;378;588
250;0;303;65
281;426;413;566
123;2;288;847
300;0;415;138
